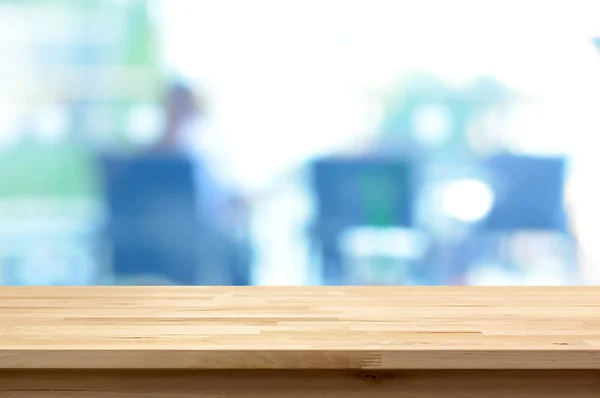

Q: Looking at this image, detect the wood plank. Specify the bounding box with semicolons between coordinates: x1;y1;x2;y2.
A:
1;287;600;369
1;370;599;397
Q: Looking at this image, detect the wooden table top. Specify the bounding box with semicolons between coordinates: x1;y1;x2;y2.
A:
1;287;600;370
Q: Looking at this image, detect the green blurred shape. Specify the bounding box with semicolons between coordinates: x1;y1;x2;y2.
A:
0;146;98;199
0;0;161;198
357;172;397;227
377;73;515;161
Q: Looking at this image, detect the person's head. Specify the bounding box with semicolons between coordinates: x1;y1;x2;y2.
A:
155;82;202;151
165;82;200;125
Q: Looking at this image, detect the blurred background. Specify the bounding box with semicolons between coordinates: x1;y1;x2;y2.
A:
1;0;600;286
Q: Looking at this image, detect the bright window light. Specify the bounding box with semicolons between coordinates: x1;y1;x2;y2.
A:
441;179;494;222
410;104;453;147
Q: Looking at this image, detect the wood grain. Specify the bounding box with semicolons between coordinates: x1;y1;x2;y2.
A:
1;370;599;397
1;287;600;369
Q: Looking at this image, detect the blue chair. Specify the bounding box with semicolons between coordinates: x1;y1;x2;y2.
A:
100;154;201;285
311;157;415;284
312;157;414;228
484;155;567;232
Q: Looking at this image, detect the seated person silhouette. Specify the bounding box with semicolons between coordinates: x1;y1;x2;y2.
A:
103;83;251;285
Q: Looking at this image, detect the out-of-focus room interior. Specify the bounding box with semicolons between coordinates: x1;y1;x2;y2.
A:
1;0;600;286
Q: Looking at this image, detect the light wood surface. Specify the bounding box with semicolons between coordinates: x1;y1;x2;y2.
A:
2;370;600;398
1;287;600;369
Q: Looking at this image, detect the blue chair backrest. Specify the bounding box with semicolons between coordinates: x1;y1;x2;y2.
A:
311;157;414;229
100;154;200;284
484;155;566;232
